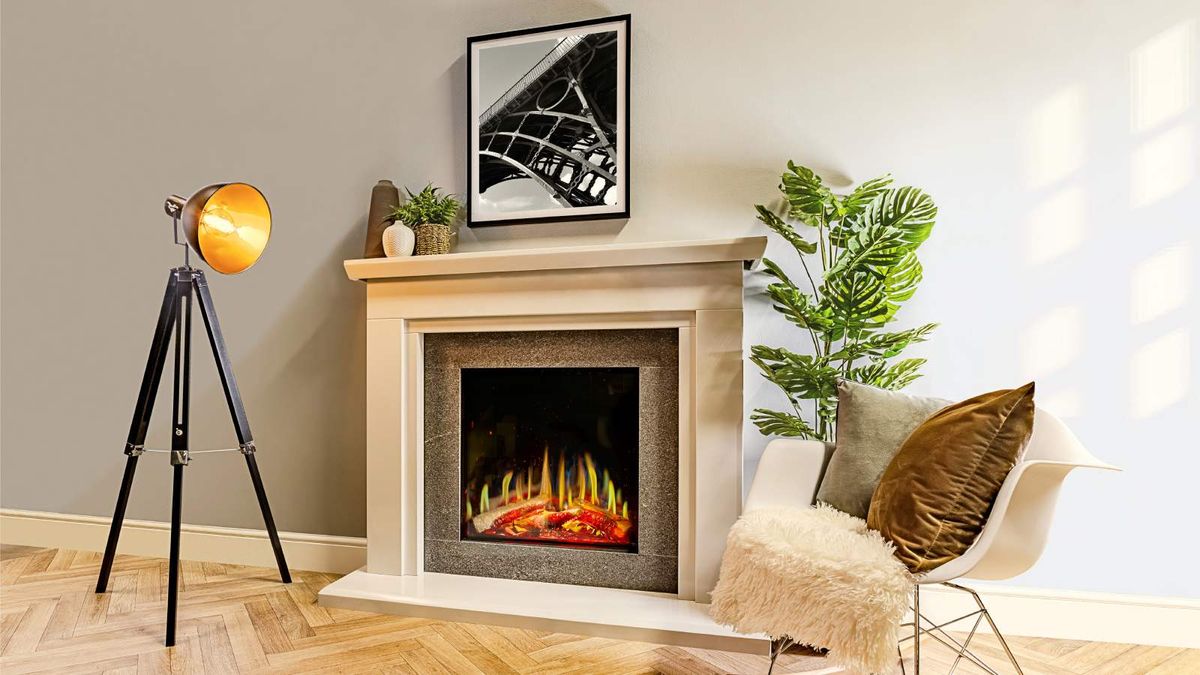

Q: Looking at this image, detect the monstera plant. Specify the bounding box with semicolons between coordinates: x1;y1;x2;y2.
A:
751;163;938;442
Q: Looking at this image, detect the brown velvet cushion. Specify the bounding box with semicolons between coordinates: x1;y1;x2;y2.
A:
867;383;1036;574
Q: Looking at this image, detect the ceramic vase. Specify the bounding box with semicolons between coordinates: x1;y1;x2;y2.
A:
364;179;400;258
382;223;416;257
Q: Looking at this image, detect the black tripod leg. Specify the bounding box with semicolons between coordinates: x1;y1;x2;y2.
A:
193;272;292;584
96;457;139;592
165;463;184;647
165;271;193;648
97;271;180;594
244;454;291;583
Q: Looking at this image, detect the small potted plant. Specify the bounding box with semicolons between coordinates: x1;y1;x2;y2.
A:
387;184;463;256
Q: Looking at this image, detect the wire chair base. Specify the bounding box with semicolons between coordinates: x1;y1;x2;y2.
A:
898;582;1024;675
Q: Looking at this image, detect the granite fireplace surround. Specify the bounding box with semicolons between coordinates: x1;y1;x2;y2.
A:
423;329;679;592
321;237;768;652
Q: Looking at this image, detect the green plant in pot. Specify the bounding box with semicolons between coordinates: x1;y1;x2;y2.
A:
388;184;463;256
751;162;938;441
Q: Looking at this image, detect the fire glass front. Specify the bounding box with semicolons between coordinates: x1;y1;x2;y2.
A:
460;367;638;551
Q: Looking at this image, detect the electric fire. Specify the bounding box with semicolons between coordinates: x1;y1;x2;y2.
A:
460;367;638;551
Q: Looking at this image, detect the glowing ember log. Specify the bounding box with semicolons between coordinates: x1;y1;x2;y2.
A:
572;501;632;539
472;497;548;532
510;508;577;531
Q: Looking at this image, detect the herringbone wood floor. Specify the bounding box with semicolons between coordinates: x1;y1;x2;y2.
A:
1;545;1195;674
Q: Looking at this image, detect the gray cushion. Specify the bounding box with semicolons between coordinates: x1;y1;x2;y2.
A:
815;380;950;518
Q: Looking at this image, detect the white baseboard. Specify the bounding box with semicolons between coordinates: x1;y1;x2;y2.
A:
0;508;365;574
916;583;1199;649
2;509;1195;648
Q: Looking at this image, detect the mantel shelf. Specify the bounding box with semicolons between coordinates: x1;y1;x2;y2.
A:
343;236;767;281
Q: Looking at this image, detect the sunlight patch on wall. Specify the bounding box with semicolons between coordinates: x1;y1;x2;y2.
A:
1132;22;1193;133
1026;86;1085;189
1130;329;1191;418
1021;306;1082;378
1038;388;1082;419
1131;125;1195;207
1026;185;1085;264
1130;243;1190;324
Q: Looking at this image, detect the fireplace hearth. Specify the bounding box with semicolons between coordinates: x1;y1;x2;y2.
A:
461;367;639;551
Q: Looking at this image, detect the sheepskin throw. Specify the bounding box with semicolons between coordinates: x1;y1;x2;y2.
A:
710;505;912;675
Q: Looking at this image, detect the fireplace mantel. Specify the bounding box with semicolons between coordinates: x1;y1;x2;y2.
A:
343;236;767;280
322;236;769;653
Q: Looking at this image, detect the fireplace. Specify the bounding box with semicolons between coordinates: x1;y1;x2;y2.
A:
423;329;678;592
460;367;639;551
326;237;765;652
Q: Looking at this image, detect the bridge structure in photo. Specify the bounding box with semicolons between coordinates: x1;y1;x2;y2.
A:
478;32;620;208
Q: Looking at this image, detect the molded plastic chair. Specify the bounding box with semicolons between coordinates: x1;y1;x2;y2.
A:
743;408;1119;674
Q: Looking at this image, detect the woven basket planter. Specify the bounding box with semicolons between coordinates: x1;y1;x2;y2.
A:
413;223;452;255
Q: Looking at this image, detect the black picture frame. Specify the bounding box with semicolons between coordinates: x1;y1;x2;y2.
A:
467;15;631;228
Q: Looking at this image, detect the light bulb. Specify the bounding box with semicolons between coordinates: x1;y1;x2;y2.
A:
199;205;237;235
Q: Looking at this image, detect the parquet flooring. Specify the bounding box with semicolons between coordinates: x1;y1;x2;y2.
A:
0;544;1194;674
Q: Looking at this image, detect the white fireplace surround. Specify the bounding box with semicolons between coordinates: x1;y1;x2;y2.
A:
319;236;768;652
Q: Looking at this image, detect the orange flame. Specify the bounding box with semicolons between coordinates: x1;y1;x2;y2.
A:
557;451;566;509
585;453;598;505
577;457;586;502
539;445;551;497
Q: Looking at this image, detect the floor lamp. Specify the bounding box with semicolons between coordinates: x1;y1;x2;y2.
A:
94;183;291;647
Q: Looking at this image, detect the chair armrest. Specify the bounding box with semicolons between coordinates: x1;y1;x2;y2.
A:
921;459;1120;584
744;438;833;513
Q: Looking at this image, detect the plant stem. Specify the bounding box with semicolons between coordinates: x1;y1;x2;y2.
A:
798;255;820;303
817;212;829;273
820;211;834;361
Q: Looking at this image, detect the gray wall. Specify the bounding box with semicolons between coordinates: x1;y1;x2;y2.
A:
3;1;1197;598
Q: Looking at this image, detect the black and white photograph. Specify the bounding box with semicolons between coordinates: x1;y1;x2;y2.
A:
468;15;629;227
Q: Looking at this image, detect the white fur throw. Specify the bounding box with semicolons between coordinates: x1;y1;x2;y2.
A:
710;504;912;674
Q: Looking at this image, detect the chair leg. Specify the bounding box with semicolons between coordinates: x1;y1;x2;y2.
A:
948;613;983;674
767;636;793;675
905;582;1024;675
943;582;1024;675
913;585;920;675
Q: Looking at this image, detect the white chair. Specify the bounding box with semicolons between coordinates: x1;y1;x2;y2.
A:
744;408;1119;674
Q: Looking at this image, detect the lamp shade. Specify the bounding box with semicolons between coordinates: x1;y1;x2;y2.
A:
172;183;271;274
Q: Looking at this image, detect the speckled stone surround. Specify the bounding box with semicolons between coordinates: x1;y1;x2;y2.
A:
423;330;679;593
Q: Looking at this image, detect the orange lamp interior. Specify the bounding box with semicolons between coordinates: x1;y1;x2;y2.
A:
196;184;271;274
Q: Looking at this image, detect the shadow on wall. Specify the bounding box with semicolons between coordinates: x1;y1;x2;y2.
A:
225;224;368;536
75;221;368;538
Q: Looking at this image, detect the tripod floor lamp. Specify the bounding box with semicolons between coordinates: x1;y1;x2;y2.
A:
95;183;291;647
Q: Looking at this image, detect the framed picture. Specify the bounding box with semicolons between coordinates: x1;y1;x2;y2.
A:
467;15;630;227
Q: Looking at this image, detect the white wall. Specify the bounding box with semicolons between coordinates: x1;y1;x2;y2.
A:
2;0;1196;599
